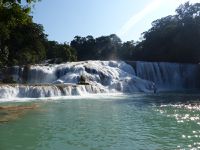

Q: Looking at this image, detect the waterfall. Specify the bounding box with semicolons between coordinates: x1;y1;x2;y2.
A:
0;84;107;99
0;61;154;99
131;61;200;90
1;60;199;99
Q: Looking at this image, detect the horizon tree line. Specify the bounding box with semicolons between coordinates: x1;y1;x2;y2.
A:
0;1;200;68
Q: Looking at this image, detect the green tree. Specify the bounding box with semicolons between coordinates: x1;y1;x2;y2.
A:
134;2;200;63
0;3;32;66
8;23;47;65
70;36;95;60
0;0;45;66
45;41;77;63
119;41;135;60
71;34;123;60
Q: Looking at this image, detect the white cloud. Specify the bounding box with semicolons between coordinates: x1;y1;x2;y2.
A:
116;0;162;38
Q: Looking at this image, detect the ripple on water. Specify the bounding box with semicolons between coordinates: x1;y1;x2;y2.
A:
1;94;200;150
155;102;200;149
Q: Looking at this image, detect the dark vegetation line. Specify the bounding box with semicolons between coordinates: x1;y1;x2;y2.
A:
0;0;200;68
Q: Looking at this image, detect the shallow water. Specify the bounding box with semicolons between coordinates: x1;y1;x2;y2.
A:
0;93;200;150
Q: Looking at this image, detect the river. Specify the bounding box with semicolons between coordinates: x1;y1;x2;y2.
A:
0;92;200;150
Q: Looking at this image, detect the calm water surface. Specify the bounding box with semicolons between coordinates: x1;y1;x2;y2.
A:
0;93;200;150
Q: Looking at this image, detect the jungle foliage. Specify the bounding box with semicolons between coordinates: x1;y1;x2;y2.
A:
1;1;200;67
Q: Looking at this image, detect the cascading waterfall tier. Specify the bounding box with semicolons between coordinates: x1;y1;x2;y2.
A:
1;61;199;99
127;61;200;90
0;61;155;99
0;84;106;99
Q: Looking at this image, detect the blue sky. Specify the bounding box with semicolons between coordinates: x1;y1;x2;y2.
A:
32;0;199;43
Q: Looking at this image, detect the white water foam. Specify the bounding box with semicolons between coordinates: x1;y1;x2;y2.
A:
0;61;155;100
2;60;198;100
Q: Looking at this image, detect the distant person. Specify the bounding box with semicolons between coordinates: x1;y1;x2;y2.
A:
152;83;157;94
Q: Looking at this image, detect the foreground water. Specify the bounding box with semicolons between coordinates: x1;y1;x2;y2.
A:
0;93;200;150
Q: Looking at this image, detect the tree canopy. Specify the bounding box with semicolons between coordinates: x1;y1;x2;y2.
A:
133;2;200;63
0;0;76;67
70;34;125;60
1;1;200;67
70;2;200;63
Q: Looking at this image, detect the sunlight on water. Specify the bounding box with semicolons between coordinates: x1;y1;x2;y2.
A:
155;101;200;149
